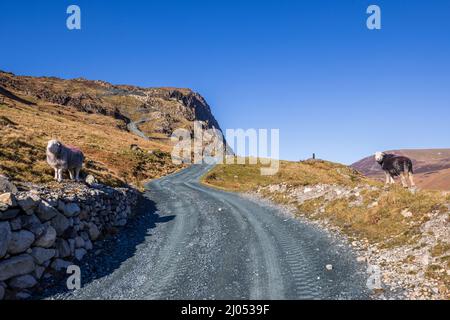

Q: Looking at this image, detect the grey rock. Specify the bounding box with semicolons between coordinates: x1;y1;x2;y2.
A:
0;284;4;300
56;239;71;258
74;248;87;261
36;201;59;221
8;274;37;289
88;222;100;240
25;220;45;238
0;175;18;194
33;225;57;248
9;217;22;231
7;230;35;255
34;266;45;279
50;259;71;272
63;203;81;217
0;208;20;220
31;247;55;265
84;239;93;251
74;236;85;248
17;195;40;213
51;212;70;236
0;254;35;281
20;214;45;237
0;222;12;258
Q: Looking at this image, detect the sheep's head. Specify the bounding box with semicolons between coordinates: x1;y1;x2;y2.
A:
374;151;385;163
47;139;62;154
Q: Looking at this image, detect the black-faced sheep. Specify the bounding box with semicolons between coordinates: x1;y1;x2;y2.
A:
375;151;415;188
46;139;84;182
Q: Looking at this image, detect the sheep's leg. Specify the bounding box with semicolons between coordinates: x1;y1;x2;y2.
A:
75;168;80;181
400;173;408;188
408;172;416;187
69;169;74;180
54;168;58;181
384;172;390;185
57;169;63;182
389;175;396;184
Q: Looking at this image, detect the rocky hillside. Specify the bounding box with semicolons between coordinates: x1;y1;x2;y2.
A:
0;70;226;187
352;149;450;191
0;71;223;137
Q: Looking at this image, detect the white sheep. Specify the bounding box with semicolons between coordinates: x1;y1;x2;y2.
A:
46;139;84;182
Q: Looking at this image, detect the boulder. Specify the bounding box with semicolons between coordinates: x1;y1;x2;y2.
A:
74;236;85;248
0;254;35;281
17;195;40;214
1;208;20;222
88;222;100;240
9;217;22;231
0;222;12;258
56;239;71;258
34;266;45;280
8;274;37;289
26;220;45;238
63;203;81;217
21;214;45;237
74;248;87;261
0;175;18;194
33;225;57;248
50;259;71;272
36;201;59;221
51;212;70;236
7;230;35;255
0;193;16;207
84;239;93;251
31;247;56;265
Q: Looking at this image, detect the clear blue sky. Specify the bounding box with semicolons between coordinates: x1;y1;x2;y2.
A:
1;0;449;164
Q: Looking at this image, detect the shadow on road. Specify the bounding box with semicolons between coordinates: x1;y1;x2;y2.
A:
36;194;175;299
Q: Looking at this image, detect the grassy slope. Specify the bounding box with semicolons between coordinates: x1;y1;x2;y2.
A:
202;159;369;191
0;99;183;188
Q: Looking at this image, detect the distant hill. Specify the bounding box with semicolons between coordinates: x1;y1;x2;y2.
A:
351;149;450;190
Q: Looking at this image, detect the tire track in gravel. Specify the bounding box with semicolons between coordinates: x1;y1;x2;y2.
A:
47;164;370;300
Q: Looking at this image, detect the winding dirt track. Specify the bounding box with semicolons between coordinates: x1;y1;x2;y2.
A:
50;164;369;300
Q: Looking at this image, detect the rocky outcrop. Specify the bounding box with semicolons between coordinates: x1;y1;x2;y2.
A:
0;70;224;138
0;179;139;300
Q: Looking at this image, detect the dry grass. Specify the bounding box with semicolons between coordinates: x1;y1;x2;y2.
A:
0;101;183;188
202;158;370;192
308;186;447;246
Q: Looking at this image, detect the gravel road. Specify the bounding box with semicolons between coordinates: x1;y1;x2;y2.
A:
46;164;370;300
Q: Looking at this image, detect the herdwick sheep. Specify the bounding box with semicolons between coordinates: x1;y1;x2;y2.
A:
375;152;415;188
46;139;84;182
